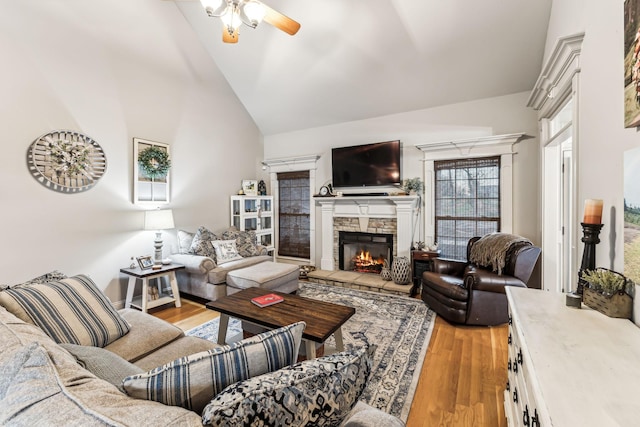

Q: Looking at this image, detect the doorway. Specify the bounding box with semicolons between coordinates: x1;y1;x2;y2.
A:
542;99;576;293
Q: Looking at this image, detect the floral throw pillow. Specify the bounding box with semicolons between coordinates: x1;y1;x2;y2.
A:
188;226;219;261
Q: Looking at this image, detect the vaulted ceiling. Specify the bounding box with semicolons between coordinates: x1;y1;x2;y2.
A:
174;0;553;135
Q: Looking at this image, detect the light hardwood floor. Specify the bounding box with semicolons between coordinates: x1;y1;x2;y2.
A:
152;299;509;426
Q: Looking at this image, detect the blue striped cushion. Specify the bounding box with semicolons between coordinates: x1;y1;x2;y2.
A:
0;275;130;347
123;321;305;414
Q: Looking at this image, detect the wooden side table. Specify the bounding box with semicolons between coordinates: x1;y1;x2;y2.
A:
411;250;440;290
120;264;184;313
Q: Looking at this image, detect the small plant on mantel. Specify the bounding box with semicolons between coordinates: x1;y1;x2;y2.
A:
402;177;424;195
581;268;630;296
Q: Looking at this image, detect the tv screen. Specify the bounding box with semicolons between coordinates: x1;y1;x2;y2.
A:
331;140;402;188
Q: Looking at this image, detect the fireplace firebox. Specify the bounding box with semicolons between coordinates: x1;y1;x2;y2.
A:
338;231;393;274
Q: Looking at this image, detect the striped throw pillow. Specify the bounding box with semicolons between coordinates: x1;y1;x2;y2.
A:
123;321;306;414
0;274;130;348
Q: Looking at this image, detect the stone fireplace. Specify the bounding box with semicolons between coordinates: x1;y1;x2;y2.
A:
316;195;419;271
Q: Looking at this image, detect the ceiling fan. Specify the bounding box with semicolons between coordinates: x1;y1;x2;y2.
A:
198;0;301;43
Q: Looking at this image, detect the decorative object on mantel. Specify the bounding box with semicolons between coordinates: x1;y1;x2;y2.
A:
391;256;411;285
581;268;633;319
133;138;170;205
401;177;423;195
567;199;604;307
27;130;107;193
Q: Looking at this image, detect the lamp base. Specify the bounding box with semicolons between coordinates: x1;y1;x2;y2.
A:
154;232;163;264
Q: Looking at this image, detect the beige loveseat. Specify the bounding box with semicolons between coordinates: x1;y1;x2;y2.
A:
171;227;279;301
0;273;405;426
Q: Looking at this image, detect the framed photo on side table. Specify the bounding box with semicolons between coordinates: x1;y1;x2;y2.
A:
242;180;258;196
136;255;154;270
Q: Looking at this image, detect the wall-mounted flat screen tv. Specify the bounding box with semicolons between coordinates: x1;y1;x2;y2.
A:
331;140;402;188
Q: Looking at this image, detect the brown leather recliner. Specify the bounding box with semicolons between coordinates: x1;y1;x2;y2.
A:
421;236;541;326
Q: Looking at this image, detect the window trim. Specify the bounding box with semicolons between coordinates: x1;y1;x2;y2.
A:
416;133;527;247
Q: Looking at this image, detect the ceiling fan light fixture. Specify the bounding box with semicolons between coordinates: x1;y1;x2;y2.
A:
200;0;227;17
240;0;266;28
221;4;242;32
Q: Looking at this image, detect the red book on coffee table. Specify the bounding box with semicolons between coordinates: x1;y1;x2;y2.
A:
251;293;284;308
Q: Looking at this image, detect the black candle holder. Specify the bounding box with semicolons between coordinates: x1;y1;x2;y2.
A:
576;222;604;295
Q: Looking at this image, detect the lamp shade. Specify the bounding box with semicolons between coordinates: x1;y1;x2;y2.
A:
144;209;175;231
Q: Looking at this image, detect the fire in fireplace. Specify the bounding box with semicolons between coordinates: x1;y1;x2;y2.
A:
339;231;393;274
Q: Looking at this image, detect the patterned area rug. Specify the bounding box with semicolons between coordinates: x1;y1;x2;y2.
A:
186;282;435;421
185;317;243;344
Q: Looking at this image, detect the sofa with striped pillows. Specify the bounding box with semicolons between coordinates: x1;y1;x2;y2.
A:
0;272;404;426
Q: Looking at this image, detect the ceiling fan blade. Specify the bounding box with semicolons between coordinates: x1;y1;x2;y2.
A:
222;27;239;43
262;4;300;35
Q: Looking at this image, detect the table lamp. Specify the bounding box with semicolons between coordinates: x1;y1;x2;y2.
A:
144;209;175;264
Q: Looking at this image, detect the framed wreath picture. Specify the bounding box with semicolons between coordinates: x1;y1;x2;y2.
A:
133;138;171;204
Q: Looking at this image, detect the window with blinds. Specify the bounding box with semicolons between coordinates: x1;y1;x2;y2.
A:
435;156;501;260
277;171;310;258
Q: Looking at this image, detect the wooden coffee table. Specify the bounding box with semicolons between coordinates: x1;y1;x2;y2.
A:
206;287;355;359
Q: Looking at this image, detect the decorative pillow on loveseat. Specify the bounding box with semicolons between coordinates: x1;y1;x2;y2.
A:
123;321;305;414
0;274;130;348
222;228;259;257
211;240;243;265
201;343;376;427
189;226;220;260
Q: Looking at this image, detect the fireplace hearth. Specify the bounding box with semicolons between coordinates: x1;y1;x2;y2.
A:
339;231;393;274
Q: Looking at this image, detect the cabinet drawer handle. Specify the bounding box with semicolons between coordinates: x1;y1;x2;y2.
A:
523;404;530;426
513;388;518;403
517;349;523;365
531;409;540;427
513;358;518;374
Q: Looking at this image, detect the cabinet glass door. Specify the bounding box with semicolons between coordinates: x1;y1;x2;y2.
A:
262;216;272;230
260;234;272;246
260;198;272;213
244;218;257;231
244;199;257;213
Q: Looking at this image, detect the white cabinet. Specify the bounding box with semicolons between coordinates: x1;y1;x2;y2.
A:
505;287;640;426
230;195;274;248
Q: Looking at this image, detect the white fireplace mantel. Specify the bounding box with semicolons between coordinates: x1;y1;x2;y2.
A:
315;195;419;270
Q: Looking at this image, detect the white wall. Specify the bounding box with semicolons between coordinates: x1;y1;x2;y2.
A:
0;0;262;303
264;91;540;267
544;1;634;274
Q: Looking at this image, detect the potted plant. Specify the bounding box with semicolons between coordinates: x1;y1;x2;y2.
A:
402;177;423;195
581;268;633;319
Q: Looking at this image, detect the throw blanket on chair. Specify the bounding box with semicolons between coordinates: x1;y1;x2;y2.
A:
469;233;532;275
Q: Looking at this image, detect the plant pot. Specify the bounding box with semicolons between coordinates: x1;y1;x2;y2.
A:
583;287;632;319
